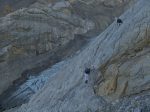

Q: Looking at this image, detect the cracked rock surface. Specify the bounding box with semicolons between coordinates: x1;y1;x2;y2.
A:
3;0;150;112
0;0;131;97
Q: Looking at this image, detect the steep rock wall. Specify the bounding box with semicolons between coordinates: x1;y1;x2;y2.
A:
5;0;150;112
0;0;133;96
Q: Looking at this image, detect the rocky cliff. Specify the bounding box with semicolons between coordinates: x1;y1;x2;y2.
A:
0;0;38;17
0;1;93;96
0;0;131;96
1;0;150;112
2;0;150;112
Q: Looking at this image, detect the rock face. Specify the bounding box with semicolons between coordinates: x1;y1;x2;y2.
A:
0;60;66;110
0;0;132;96
0;0;38;17
0;3;93;95
66;0;134;36
3;0;149;112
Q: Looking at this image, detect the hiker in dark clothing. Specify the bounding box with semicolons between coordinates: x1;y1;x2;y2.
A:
84;68;91;84
85;68;91;74
116;18;123;26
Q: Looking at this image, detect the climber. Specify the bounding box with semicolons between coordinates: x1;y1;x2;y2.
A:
84;68;91;84
115;17;123;26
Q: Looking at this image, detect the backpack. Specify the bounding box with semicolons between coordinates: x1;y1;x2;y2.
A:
117;19;123;23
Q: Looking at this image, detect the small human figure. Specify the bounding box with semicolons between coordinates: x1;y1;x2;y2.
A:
84;68;91;84
115;17;123;26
